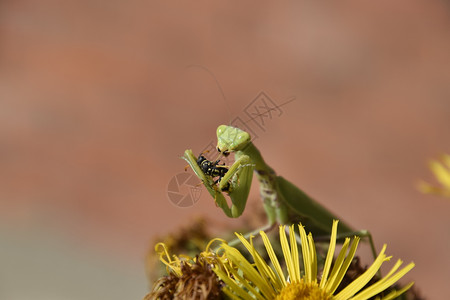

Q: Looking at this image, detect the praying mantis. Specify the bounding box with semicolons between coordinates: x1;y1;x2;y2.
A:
183;125;375;254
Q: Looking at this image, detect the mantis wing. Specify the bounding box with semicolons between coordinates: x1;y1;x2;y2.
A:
276;176;354;235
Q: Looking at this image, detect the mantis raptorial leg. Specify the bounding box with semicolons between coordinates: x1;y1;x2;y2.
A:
183;125;377;259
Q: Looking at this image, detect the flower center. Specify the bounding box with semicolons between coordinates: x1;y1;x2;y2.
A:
275;280;332;300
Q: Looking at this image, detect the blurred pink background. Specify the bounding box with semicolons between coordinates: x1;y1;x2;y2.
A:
1;1;450;299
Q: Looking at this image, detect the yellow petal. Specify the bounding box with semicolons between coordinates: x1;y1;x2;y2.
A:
429;160;450;187
378;282;415;300
325;237;351;294
221;244;271;297
308;233;318;282
334;244;387;300
235;233;278;288
320;220;338;289
214;267;256;300
327;237;360;295
289;224;301;282
280;225;296;283
227;265;269;300
299;224;312;283
441;154;450;169
261;230;286;287
351;261;415;300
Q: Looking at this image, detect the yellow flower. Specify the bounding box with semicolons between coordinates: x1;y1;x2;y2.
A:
418;154;450;198
214;220;415;300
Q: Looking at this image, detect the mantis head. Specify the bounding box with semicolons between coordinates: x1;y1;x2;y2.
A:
216;125;251;155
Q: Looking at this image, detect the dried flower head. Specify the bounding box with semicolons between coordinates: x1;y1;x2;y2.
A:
144;240;227;300
145;256;222;300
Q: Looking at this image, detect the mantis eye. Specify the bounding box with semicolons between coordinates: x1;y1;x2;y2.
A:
217;147;230;157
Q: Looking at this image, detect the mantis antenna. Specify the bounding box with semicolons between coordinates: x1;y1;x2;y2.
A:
185;64;232;119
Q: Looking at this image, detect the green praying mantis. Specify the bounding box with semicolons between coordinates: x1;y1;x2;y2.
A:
183;125;375;255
